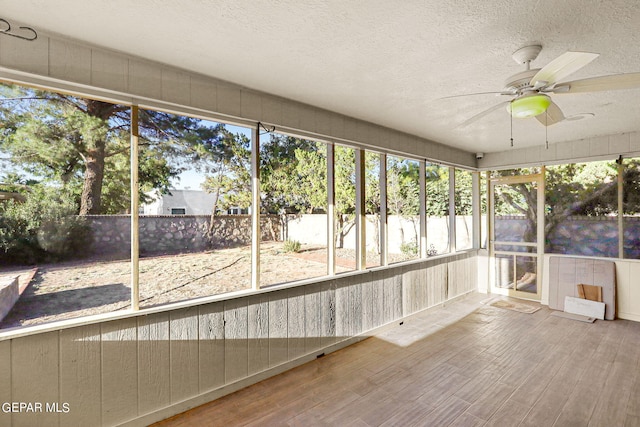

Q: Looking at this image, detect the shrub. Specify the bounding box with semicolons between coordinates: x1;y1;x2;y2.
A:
399;239;418;258
283;239;301;253
427;244;438;256
0;185;92;264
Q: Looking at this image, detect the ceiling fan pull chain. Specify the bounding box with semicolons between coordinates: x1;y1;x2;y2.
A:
510;101;514;147
545;112;549;149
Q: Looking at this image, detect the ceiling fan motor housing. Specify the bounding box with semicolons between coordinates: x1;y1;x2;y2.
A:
503;69;540;93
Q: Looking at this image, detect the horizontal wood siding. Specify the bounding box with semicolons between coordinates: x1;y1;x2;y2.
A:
1;252;476;426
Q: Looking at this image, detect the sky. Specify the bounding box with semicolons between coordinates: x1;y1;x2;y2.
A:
171;123;252;190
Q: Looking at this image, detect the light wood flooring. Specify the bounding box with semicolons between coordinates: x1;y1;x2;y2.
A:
153;293;640;426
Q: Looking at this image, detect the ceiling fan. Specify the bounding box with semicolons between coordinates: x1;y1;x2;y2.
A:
453;45;640;128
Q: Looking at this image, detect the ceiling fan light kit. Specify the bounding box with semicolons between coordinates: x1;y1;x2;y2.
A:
453;44;640;140
508;93;551;118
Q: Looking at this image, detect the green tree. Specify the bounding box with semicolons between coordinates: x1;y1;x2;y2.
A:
258;134;321;214
364;152;382;253
201;131;252;235
334;146;356;248
454;169;473;216
386;157;421;247
0;83;234;215
294;144;328;214
425;164;449;217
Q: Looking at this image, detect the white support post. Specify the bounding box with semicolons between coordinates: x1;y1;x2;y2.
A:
379;153;388;266
419;161;427;258
618;160;624;258
449;166;456;253
251;125;260;290
472;171;481;249
355;148;366;270
327;144;336;275
538;167;545;287
485;171;491;250
130;105;140;311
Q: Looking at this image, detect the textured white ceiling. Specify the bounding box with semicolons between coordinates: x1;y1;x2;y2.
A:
2;0;640;154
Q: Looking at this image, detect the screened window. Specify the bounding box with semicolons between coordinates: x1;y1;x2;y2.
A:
455;168;473;251
426;163;450;255
0;82;131;328
387;156;420;263
545;161;618;257
259;133;330;285
623;158;640;259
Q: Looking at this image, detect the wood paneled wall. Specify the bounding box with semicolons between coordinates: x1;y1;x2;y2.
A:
0;252;476;427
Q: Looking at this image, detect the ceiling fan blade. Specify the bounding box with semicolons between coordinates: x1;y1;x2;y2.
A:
457;100;511;128
440;91;512;100
535;101;565;126
530;51;599;87
551;72;640;93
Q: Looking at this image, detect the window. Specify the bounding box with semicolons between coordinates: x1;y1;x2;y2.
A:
455;168;473;251
365;152;382;267
0;79;487;331
334;145;357;272
426;163;450;255
0;82;131;328
259;133;330;285
623;158;640;258
546;161;618;257
137;108;253;306
481;172;488;249
387;156;420;263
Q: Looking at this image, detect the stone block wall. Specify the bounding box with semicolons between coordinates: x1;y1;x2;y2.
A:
84;214;639;259
85;215;281;258
550;217;619;258
495;215;640;258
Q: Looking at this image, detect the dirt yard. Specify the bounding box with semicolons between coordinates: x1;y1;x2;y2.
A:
0;242;411;330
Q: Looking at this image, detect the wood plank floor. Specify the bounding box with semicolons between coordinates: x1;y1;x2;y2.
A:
153;293;640;426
